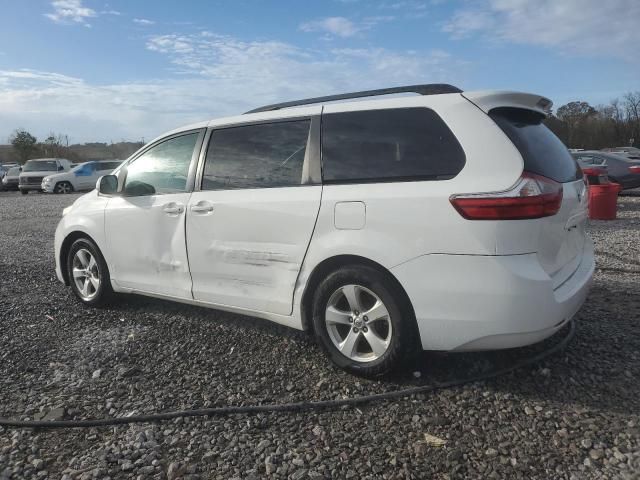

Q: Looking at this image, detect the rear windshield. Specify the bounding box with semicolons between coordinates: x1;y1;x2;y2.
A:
489;108;582;183
322;107;466;183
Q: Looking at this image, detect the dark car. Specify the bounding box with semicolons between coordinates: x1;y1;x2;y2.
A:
572;151;640;191
1;166;22;191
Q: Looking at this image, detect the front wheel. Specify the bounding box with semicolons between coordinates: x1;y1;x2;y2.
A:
20;190;28;195
66;237;113;306
312;265;417;377
54;181;74;194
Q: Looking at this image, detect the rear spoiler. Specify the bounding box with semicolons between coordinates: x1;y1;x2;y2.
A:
462;90;553;117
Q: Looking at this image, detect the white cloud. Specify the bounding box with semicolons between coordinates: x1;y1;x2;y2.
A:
0;34;466;143
300;17;360;37
133;18;155;25
44;0;96;26
299;16;393;38
443;0;640;60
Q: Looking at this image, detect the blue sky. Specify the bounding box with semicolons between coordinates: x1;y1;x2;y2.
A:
0;0;638;143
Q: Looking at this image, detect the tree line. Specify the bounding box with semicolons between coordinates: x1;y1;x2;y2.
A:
5;92;640;163
544;92;640;150
5;130;143;165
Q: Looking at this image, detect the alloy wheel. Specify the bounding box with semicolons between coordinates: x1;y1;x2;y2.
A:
72;248;100;300
324;284;392;362
56;182;72;194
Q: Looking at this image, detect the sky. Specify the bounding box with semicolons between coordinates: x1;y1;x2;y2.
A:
0;0;638;144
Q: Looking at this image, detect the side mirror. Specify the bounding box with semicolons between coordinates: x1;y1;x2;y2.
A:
97;175;118;195
58;165;64;171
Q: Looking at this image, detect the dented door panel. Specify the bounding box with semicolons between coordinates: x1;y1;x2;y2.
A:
105;193;193;298
186;186;322;315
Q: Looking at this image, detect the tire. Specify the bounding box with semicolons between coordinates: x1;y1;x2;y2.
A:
66;237;113;307
311;264;418;377
54;181;74;194
20;190;28;195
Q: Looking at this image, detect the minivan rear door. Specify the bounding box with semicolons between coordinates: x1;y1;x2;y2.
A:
186;112;322;316
489;107;587;288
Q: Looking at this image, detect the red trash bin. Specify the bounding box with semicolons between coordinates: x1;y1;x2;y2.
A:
588;184;618;220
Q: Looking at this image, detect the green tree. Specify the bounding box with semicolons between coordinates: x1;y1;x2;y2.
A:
9;129;38;164
556;101;597;148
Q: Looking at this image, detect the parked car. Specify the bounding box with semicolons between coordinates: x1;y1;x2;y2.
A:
602;146;640;156
42;160;124;194
19;158;73;194
1;166;22;191
572;151;640;190
54;84;594;376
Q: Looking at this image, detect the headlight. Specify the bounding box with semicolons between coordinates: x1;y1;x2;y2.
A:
62;206;73;216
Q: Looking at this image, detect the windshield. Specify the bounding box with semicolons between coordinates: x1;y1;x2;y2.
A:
23;160;58;172
7;167;21;176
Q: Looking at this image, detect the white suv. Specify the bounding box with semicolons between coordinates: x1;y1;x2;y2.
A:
54;84;594;376
42;160;123;194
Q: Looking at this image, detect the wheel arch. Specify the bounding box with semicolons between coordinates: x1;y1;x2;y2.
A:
299;254;416;333
59;231;103;285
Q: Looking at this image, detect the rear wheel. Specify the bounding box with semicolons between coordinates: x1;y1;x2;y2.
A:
66;237;113;306
54;181;74;194
312;265;417;377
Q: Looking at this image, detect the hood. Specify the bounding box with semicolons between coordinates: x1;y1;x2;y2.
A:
41;171;67;182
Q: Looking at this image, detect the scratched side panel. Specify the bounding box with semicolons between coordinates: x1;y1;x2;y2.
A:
186;186;322;315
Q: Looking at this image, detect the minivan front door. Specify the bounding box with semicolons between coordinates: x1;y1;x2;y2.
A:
186;115;322;315
104;131;203;299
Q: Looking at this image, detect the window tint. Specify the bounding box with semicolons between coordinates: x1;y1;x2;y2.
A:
124;133;198;196
490;108;582;183
321;108;465;183
98;161;122;172
202;120;310;190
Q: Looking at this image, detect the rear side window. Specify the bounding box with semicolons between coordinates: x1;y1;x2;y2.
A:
202;120;310;190
321;108;465;183
490;108;582;183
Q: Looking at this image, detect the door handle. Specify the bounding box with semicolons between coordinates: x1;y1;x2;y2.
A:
190;202;214;214
162;203;184;215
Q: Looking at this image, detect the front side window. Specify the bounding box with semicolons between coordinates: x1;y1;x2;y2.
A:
75;162;96;175
202;120;310;190
322;108;466;183
123;133;198;196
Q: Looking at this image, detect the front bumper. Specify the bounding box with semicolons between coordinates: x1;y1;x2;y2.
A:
391;238;595;351
41;182;55;193
18;184;43;191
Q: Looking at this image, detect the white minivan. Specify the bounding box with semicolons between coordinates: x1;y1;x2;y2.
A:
54;84;594;376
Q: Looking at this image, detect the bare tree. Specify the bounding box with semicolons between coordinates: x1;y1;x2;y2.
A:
623;92;640;145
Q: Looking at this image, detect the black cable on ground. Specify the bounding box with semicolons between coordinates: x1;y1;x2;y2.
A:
0;321;576;430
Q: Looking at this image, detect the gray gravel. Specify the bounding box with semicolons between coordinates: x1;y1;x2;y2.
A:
1;189;639;480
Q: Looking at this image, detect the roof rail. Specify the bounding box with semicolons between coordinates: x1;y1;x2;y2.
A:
244;83;463;114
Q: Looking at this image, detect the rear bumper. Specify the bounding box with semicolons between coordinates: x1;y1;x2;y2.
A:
391;238;595;351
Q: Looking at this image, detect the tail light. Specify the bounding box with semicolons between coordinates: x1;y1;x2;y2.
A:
581;167;606;176
450;172;563;220
629;165;640;174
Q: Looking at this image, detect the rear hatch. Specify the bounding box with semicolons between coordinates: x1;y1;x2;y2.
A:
489;107;587;289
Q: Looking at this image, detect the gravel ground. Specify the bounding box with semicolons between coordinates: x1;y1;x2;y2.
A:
0;189;639;480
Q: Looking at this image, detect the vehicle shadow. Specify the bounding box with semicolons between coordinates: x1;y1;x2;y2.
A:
100;279;638;418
